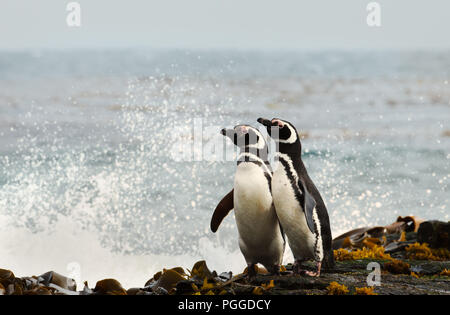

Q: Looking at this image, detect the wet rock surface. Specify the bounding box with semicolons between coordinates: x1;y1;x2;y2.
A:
1;219;449;295
1;258;448;295
417;221;450;249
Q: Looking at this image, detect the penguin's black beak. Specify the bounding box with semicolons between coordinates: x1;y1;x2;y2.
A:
257;117;272;127
220;128;234;137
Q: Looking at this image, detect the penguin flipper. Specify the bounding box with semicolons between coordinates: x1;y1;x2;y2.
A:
210;189;234;233
272;204;286;244
298;180;316;234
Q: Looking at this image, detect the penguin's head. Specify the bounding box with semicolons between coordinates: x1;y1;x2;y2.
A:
257;117;300;146
220;125;267;151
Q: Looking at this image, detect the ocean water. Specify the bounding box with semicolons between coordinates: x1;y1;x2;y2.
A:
0;50;449;288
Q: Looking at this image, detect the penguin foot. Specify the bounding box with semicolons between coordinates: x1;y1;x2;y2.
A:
268;264;281;276
292;260;307;276
246;264;257;280
305;270;319;277
305;261;322;277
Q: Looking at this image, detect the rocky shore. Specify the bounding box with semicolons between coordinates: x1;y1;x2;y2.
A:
1;218;449;295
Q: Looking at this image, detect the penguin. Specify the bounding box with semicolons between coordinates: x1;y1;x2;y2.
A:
210;124;285;277
257;117;334;276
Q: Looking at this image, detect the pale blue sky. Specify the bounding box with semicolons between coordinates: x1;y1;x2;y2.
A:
0;0;449;51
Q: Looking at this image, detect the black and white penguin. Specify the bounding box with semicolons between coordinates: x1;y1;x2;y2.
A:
210;124;285;277
257;117;334;276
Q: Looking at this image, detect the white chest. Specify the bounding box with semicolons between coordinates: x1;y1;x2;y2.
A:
234;163;272;215
271;165;301;223
272;163;314;243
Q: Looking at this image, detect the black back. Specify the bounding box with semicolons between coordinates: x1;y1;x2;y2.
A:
292;154;335;269
260;118;335;269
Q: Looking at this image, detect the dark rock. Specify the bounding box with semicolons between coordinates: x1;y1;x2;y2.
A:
384;241;415;254
218;271;232;282
149;269;185;292
24;286;52;295
190;260;217;280
418;221;450;249
153;287;169;295
383;260;411;274
231;282;255;295
79;281;93;295
169;267;187;277
0;269;16;290
126;287;153;295
94;279;127;295
126;287;142;295
410;261;450;275
385;232;417;244
326;259;377;273
39;271;76;291
21;277;39;290
249;274;328;290
136;290;154;295
0;269;15;281
175;280;201;295
332;227;374;249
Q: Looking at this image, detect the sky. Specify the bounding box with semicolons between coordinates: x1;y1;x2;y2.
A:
0;0;449;51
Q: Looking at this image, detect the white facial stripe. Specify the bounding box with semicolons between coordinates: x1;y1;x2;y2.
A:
277;123;297;144
238;152;272;176
245;128;266;150
247;135;265;149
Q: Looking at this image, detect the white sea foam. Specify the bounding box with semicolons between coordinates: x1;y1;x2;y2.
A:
0;214;248;290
